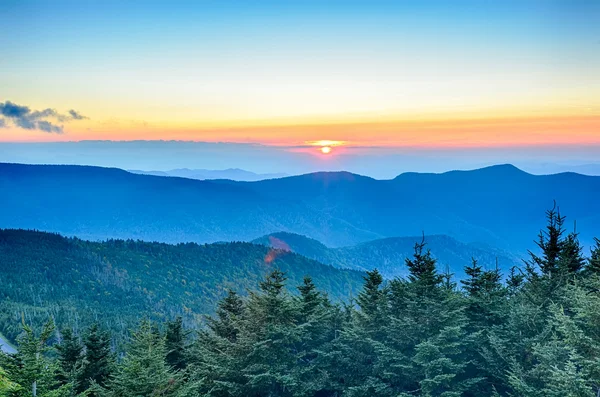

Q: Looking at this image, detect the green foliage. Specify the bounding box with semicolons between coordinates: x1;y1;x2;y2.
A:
0;208;599;396
105;320;181;397
76;324;114;394
0;229;364;345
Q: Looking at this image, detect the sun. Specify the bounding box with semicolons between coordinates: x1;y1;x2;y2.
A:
320;146;332;154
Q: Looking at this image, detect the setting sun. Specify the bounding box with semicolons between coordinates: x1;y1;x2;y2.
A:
320;146;332;154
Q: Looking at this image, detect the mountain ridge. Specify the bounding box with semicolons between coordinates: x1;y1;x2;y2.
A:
252;231;520;279
1;162;598;252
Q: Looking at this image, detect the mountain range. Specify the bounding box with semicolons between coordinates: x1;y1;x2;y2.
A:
128;168;287;181
252;231;520;279
0;229;363;345
1;162;598;254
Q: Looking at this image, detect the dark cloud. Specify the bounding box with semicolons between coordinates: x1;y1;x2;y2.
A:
0;100;88;134
68;109;88;120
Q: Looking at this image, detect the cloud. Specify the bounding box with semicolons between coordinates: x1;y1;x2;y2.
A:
0;100;88;134
68;109;88;120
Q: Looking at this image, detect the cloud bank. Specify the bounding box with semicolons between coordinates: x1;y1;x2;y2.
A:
0;101;88;133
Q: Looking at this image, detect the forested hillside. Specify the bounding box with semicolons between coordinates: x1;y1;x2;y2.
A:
1;208;599;396
253;232;519;279
2;163;600;252
0;229;363;346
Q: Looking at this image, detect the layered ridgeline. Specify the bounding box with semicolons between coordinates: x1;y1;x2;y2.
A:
128;167;287;181
0;229;363;345
2;163;599;252
252;232;520;279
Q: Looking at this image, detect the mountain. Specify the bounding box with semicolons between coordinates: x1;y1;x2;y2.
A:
253;231;520;279
0;229;364;345
129;168;287;181
1;163;599;252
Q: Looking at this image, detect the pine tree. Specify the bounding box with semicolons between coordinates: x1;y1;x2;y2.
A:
297;276;322;321
107;320;181;397
526;204;566;278
462;258;484;296
77;324;114;394
165;317;187;371
586;237;600;275
355;269;387;334
56;327;83;386
558;231;586;275
405;238;443;292
506;266;525;295
8;320;72;397
207;289;244;342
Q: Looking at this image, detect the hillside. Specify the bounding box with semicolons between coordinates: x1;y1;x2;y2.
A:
253;232;520;279
1;163;599;252
0;229;364;345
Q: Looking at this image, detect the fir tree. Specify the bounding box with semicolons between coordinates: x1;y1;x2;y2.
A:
355;269;387;333
405;238;443;292
7;320;71;397
462;258;484;297
558;231;586;275
506;266;525;295
56;327;83;386
77;324;114;394
107;320;181;397
297;275;322;321
207;289;245;343
165;317;187;371
526;204;566;278
586;237;600;275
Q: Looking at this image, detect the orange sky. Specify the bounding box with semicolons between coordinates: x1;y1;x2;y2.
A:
2;113;599;149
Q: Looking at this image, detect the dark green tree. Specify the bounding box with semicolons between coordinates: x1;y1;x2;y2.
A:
107;320;181;397
56;327;83;386
77;324;114;394
405;238;443;292
165;317;187;371
207;289;244;343
585;237;600;275
526;204;566;278
558;231;586;275
355;269;387;334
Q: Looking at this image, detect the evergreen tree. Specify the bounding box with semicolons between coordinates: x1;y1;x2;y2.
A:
296;276;322;321
207;289;244;343
107;320;181;397
586;238;600;275
526;204;566;278
462;258;484;296
506;266;525;295
165;317;187;371
56;328;83;386
355;269;387;335
5;320;72;397
77;324;114;394
558;231;586;275
405;238;443;292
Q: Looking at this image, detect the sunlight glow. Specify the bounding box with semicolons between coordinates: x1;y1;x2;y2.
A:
320;146;332;154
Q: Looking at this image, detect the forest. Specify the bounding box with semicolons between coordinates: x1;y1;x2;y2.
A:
1;207;600;396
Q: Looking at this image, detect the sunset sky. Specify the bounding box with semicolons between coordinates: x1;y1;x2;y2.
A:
1;0;599;173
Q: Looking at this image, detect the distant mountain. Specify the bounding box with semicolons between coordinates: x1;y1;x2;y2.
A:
253;231;520;279
0;229;363;345
517;163;600;176
1;163;599;252
129;168;288;181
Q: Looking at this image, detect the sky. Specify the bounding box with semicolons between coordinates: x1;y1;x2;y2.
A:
1;0;599;174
